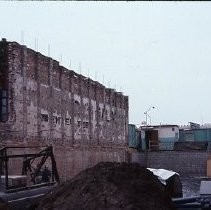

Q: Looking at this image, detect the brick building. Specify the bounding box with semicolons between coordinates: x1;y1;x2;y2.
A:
0;38;129;180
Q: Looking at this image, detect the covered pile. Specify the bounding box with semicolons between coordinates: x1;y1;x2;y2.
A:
38;162;175;210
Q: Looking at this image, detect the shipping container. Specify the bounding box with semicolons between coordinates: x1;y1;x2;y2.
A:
128;124;141;149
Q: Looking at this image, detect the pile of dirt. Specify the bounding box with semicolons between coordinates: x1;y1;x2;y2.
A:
38;162;175;210
0;198;10;210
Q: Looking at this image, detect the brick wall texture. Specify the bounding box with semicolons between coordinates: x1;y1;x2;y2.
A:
0;39;129;180
131;151;210;176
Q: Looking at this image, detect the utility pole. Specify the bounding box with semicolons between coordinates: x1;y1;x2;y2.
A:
144;106;155;126
143;106;155;167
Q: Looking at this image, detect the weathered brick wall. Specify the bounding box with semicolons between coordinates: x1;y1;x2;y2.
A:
131;151;210;176
0;39;129;180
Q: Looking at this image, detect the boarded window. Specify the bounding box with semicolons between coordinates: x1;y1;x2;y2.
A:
0;89;8;122
78;120;81;127
83;121;89;129
41;114;49;122
65;118;71;125
53;116;61;124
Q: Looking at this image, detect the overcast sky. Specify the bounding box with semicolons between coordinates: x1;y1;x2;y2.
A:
0;1;211;126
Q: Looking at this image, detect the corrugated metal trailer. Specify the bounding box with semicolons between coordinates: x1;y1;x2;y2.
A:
128;124;141;149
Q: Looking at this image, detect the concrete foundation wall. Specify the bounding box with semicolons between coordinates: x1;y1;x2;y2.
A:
0;39;129;180
131;151;210;176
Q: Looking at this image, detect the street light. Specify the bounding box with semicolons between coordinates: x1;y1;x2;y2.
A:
143;106;155;167
144;106;155;126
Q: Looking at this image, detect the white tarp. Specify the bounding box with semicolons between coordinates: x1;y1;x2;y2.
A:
147;168;179;185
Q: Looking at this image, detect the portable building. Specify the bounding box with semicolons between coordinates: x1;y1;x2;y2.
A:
139;125;179;151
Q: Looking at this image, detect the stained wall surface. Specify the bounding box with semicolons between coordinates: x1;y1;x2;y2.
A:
131;151;209;176
0;39;129;180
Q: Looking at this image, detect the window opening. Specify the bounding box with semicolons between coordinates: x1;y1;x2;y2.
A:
0;89;8;122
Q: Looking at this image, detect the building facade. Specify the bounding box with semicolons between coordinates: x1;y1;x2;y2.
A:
139;125;179;150
0;38;129;180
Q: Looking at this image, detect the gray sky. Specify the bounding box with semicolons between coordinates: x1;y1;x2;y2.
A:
0;1;211;126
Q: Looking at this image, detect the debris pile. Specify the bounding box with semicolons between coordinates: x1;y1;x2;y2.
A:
0;198;10;210
38;162;175;210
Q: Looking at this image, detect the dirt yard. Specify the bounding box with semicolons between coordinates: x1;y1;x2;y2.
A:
37;162;175;210
0;198;10;210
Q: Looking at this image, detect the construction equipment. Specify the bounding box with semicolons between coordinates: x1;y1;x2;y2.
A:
173;181;211;209
0;146;60;210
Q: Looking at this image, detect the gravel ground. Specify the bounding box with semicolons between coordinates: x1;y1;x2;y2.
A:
181;176;208;198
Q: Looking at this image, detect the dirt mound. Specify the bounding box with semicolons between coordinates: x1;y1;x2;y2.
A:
38;162;175;210
0;198;10;210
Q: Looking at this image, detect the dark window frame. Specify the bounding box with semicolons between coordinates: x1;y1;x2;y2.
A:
0;89;8;122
